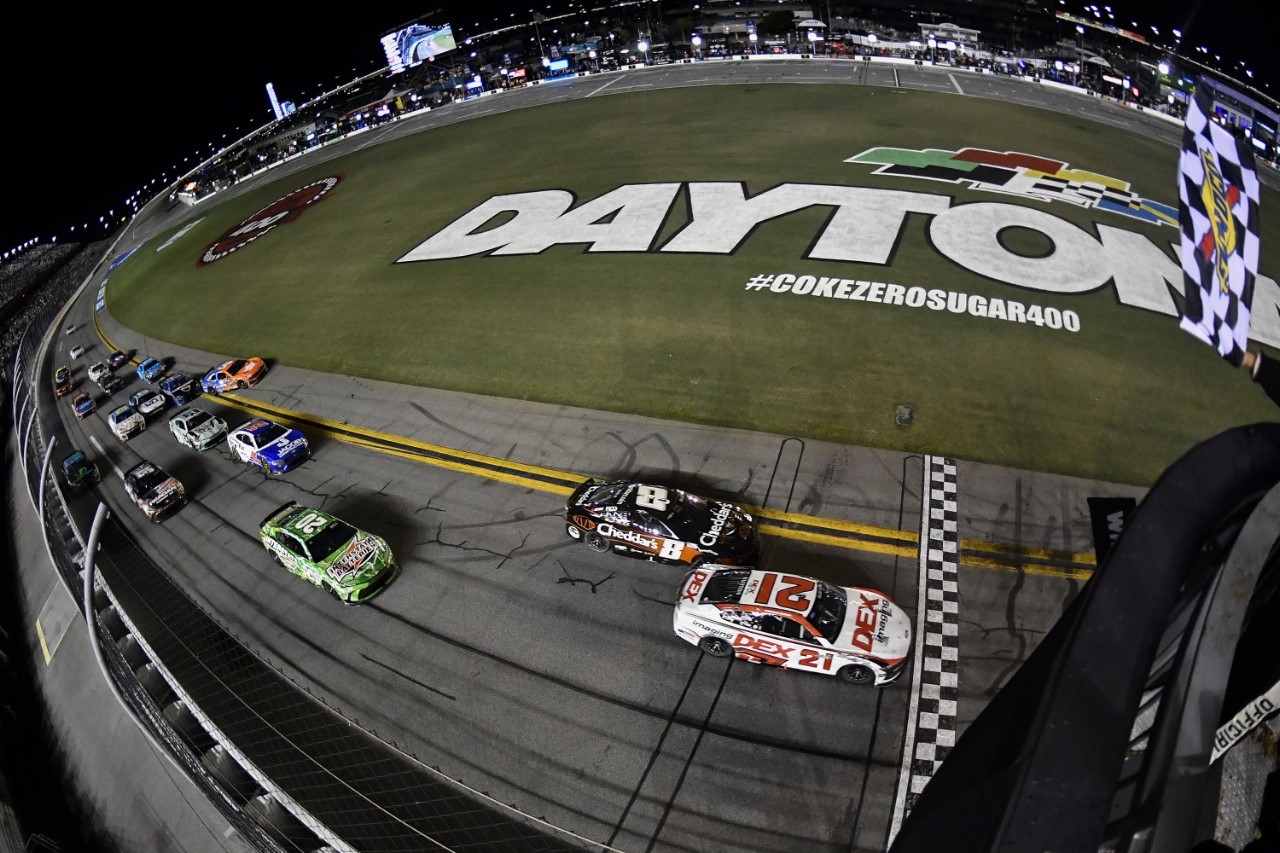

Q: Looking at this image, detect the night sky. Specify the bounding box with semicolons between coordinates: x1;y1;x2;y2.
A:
0;1;1271;257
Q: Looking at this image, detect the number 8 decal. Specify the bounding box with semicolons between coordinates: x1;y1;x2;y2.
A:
636;485;670;511
659;539;685;560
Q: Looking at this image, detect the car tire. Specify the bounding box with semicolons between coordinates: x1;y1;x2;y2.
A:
260;459;271;475
698;636;734;658
838;664;875;686
237;381;246;390
690;555;709;569
565;524;582;540
585;532;609;553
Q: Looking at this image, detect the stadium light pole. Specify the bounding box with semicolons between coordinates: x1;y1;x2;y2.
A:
638;39;649;64
691;33;701;59
1076;24;1085;87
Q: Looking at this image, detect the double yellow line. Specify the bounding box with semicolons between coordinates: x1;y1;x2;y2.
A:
94;314;1097;580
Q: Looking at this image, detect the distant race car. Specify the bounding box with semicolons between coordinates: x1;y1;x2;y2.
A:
54;365;76;397
674;566;913;686
97;373;126;396
128;389;167;419
87;362;109;383
123;461;186;521
200;357;267;394
227;418;310;474
136;357;166;383
259;502;397;604
107;405;146;441
565;479;759;567
71;392;95;420
69;344;85;360
159;373;200;405
61;450;100;488
107;350;129;369
64;323;77;336
168;407;228;451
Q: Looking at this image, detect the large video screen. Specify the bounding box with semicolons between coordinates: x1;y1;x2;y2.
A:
381;21;457;73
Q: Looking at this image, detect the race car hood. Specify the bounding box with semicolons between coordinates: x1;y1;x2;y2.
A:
112;412;144;429
836;588;912;661
320;532;391;585
672;500;756;552
188;420;223;441
74;398;93;413
142;477;183;506
261;432;308;461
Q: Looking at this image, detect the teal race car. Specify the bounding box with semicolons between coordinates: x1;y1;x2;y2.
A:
259;502;397;603
61;451;100;488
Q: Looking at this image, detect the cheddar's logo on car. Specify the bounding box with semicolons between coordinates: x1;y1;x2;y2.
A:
199;175;343;266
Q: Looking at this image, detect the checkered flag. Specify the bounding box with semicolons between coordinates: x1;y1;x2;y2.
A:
1178;84;1261;367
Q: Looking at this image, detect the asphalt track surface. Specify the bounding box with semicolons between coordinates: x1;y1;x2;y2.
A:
43;59;1174;852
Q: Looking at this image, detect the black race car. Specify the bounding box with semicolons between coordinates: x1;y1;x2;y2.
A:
565;479;758;567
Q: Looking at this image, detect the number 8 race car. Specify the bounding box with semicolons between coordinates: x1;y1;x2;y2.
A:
565;479;759;567
674;566;913;686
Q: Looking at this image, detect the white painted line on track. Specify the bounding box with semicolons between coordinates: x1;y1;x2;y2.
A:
890;458;931;843
894;67;901;88
588;77;622;97
89;435;125;481
948;74;965;95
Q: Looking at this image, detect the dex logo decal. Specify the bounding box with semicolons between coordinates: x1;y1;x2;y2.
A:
199;175;343;265
397;179;1280;350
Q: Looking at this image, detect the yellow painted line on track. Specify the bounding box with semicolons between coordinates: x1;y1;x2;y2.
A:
36;619;52;666
92;313;1097;579
758;523;917;559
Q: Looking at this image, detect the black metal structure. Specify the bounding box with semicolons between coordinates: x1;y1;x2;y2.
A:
891;424;1280;853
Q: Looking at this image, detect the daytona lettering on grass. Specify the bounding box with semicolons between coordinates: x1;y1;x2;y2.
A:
745;274;1082;332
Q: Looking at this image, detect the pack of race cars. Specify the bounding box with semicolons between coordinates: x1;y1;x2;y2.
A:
58;339;912;685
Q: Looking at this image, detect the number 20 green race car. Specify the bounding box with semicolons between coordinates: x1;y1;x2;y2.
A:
259;502;397;603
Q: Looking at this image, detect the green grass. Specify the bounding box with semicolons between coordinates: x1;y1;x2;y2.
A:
107;85;1280;485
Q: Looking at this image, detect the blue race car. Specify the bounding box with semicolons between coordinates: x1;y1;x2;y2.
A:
227;419;310;474
137;357;166;383
159;372;200;405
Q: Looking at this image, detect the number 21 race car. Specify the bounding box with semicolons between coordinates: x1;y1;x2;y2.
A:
674;566;913;686
565;479;758;567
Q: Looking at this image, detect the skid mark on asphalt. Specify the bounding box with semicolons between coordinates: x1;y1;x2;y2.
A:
606;651;733;849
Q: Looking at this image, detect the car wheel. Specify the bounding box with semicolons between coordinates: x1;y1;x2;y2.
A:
698;636;734;658
838;664;875;686
237;380;246;390
585;532;609;553
565;524;582;540
690;554;709;569
260;459;271;475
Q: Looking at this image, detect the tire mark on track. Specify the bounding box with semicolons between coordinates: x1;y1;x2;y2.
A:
363;601;897;765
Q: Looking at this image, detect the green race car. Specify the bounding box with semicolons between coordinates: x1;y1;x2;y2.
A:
259;502;397;603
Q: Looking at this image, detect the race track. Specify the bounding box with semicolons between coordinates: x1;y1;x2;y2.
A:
43;59;1167;852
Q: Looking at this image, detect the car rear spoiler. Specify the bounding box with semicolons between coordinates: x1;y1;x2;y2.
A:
566;477;599;506
260;500;298;529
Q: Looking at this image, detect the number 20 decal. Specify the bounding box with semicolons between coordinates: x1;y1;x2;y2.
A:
635;485;671;511
294;511;327;536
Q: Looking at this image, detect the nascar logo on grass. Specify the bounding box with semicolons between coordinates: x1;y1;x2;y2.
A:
743;273;1081;332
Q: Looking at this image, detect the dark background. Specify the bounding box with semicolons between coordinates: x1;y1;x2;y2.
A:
0;0;1270;256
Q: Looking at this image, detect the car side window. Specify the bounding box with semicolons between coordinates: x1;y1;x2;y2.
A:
274;531;302;557
756;615;814;642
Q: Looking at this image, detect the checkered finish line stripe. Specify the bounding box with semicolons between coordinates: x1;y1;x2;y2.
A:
889;455;960;842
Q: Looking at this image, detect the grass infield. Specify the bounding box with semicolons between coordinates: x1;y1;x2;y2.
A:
108;84;1280;485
